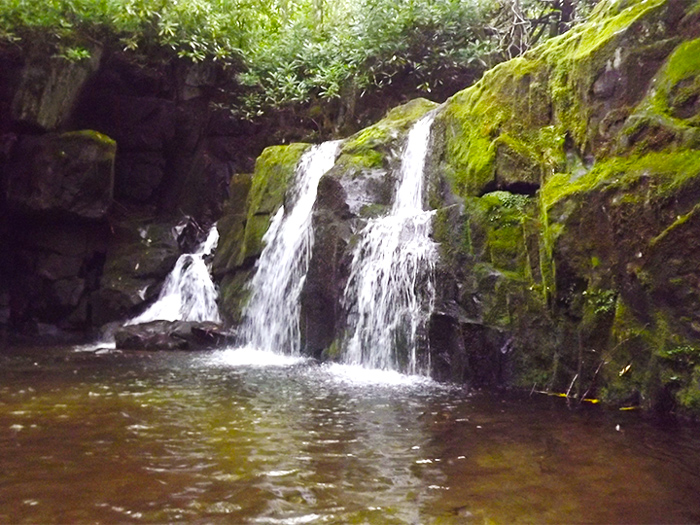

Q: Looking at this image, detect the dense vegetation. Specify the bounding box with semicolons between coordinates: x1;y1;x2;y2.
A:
0;0;597;118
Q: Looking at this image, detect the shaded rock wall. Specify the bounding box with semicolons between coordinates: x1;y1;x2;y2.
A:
0;47;271;340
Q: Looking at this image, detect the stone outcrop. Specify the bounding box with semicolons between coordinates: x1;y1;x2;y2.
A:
0;46;267;339
426;0;700;413
10;44;103;131
1;0;699;416
5;130;115;219
216;0;700;415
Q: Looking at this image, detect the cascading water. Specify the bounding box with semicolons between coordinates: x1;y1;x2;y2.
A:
239;141;341;354
127;226;221;325
342;111;438;374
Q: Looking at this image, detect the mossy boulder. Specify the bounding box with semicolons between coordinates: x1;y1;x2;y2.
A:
240;143;310;263
302;99;438;357
211;173;252;278
428;0;700;414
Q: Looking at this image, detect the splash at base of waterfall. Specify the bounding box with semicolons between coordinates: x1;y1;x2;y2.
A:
127;226;221;325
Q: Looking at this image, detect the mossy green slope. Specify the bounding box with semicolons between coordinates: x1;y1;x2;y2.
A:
434;0;700;414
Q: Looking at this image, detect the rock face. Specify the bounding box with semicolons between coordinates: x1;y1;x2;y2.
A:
302;99;438;357
216;0;700;416
1;0;699;416
426;0;700;414
0;46;269;339
5;131;115;219
10;45;103;131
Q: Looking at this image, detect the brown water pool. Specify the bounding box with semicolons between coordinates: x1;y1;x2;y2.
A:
1;345;699;524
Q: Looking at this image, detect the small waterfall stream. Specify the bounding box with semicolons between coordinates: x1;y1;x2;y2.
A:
127;226;221;325
239;141;341;353
342;112;438;374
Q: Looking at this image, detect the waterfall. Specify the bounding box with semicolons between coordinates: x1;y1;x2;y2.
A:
239;140;341;354
126;226;221;325
342;112;438;374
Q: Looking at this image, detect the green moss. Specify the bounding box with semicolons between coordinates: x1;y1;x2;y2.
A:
359;203;389;218
541;151;700;210
212;173;253;276
439;0;677;200
465;192;537;276
247;143;310;216
618;37;700;153
431;0;700;414
64;129;116;149
550;0;666;61
240;143;310;261
662;38;700;85
677;366;700;411
334;149;384;171
342;98;437;156
218;271;254;325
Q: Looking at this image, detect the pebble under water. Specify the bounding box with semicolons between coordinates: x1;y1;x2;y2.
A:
1;345;700;524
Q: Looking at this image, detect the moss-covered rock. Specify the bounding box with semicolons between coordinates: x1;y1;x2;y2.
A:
429;0;700;414
209;0;700;416
301;99;438;358
214;143;309;323
241;143;310;262
211;173;252;278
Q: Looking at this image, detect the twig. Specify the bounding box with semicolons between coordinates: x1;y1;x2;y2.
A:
565;373;578;399
579;358;607;405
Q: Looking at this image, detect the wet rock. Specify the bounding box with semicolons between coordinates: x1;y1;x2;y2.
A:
302;175;353;356
212;173;252;279
214;143;308;323
299;99;438;357
93;219;184;324
114;320;235;350
114;151;166;202
90;275;158;326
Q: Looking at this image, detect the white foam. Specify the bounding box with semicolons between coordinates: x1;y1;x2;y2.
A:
72;342;117;353
323;363;435;388
208;346;308;368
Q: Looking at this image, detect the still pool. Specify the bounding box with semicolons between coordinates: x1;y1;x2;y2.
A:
1;345;699;524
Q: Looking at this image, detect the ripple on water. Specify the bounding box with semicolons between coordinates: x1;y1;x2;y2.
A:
2;346;700;524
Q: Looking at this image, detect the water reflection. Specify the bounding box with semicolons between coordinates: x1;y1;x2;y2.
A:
1;346;699;524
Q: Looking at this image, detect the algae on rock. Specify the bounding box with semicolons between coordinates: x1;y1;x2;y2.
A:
430;0;700;414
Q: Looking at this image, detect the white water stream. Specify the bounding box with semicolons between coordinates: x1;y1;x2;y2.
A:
342;112;438;374
238;141;341;354
127;226;221;325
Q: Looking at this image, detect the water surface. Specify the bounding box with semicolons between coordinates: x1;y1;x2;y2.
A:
1;346;699;524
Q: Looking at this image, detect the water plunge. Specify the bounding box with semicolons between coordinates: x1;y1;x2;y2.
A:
239;140;342;354
342;111;438;374
127;226;221;325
